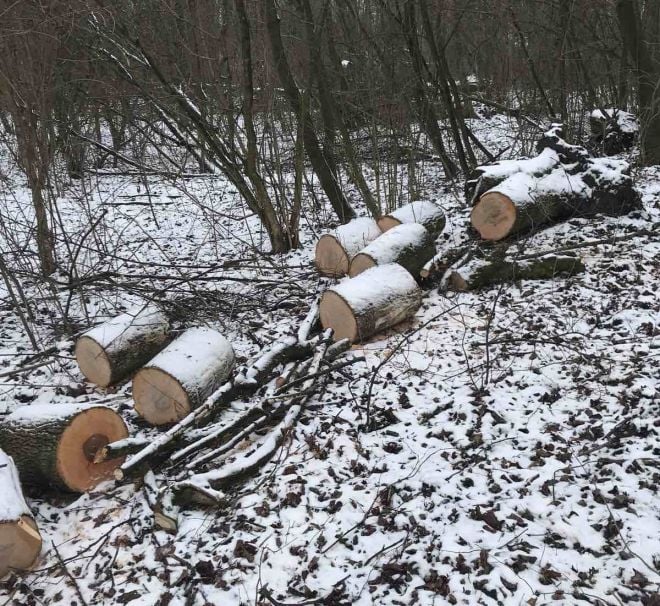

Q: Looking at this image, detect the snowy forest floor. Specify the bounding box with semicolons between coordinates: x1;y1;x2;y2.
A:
0;116;659;605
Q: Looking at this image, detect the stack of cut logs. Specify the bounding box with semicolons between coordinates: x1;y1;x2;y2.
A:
317;124;640;341
0;124;642;572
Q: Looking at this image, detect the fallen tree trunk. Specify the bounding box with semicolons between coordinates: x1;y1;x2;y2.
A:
377;200;446;235
0;450;42;577
315;218;381;277
75;305;170;387
449;254;585;291
349;223;435;278
470;125;641;241
320;263;422;342
133;327;235;425
0;403;128;492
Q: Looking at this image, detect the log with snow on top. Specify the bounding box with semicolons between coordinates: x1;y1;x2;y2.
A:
315;217;381;277
449;254;585;291
0;450;42;577
0;403;128;493
320;263;422;343
588;108;638;155
349;223;435;278
470;124;641;241
133;327;236;425
75;304;170;387
377;199;446;235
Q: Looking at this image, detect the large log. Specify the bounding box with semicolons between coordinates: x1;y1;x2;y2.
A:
133;327;236;425
0;450;42;577
0;403;128;492
349;223;435;278
75;305;170;387
320;263;422;342
449;254;585;291
315;218;381;277
471;127;641;243
377;200;446;236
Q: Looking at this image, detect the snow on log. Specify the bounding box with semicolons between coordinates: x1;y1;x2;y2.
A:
449;254;585;291
315;218;381;277
0;450;42;577
349;223;435;278
133;327;236;425
0;403;128;492
320;263;422;342
75;304;170;387
471;125;640;241
377;200;446;235
465;147;559;203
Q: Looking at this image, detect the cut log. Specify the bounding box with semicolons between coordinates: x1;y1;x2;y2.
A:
320;263;422;342
133;327;236;425
0;403;128;492
349;223;435;278
470;126;641;242
315;218;381;277
0;450;41;577
377;200;446;235
76;305;170;387
449;254;585;291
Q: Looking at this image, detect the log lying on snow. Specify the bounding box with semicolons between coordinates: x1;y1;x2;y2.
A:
377;200;446;235
133;327;235;425
320;263;422;342
349;223;435;278
0;403;128;492
449;254;585;291
0;450;41;577
470;124;641;241
76;305;170;387
315;218;381;277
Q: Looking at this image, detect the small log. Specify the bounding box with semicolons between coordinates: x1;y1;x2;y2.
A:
449;255;585;291
349;223;435;278
315;218;381;277
0;450;42;577
133;327;236;425
470;136;641;242
75;305;170;387
320;263;422;342
419;245;471;281
377;200;446;236
0;403;128;492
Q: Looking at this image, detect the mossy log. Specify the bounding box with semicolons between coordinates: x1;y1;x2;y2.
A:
0;404;128;493
449;255;585;291
377;200;446;236
0;450;42;577
349;223;435;278
75;305;170;387
320;263;422;342
133;327;236;425
315;218;381;277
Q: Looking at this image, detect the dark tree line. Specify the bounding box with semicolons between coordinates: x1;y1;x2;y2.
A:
1;0;658;271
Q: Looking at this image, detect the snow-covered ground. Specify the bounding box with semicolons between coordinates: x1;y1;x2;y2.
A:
0;116;658;605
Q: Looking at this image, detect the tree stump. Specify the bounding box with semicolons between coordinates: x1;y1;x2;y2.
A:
315;218;381;277
133;327;236;425
0;450;42;577
349;223;435;278
377;200;446;235
75;305;170;387
320;263;422;342
0;403;128;492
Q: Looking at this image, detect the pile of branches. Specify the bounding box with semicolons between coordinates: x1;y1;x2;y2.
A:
98;302;358;529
